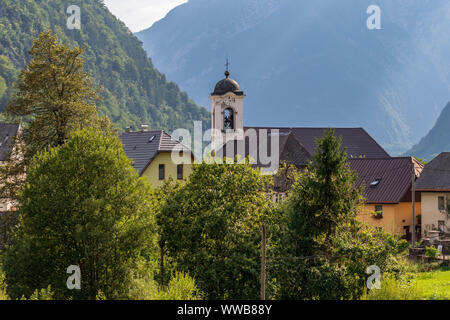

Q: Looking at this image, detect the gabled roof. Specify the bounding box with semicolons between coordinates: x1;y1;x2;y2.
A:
349;157;423;204
279;131;311;167
244;127;390;159
119;130;191;175
214;130;311;169
0;123;20;161
415;152;450;191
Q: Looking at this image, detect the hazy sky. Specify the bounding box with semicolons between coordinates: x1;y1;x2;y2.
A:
104;0;188;32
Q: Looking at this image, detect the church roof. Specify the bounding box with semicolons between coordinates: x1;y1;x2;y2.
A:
211;71;244;96
214;127;390;170
215;130;311;170
0;123;20;161
120;130;191;175
245;127;390;159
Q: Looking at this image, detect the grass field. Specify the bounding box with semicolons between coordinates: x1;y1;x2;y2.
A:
363;263;450;300
413;266;450;299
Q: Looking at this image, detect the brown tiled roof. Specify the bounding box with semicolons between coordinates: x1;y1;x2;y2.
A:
245;127;390;159
349;157;423;204
120;130;191;175
0;123;20;161
279;131;311;167
214;130;311;169
415;152;450;191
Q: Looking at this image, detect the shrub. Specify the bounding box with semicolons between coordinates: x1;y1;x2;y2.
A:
0;265;8;300
128;259;200;300
24;286;54;300
361;274;424;300
425;246;439;259
157;272;200;300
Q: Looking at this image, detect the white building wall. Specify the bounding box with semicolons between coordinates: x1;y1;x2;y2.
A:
421;192;450;236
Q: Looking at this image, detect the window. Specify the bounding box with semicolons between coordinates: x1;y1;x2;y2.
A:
370;178;381;187
438;196;445;211
159;164;165;180
177;164;183;180
375;205;383;218
223;108;234;130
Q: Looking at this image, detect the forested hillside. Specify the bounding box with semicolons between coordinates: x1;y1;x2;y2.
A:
0;0;209;132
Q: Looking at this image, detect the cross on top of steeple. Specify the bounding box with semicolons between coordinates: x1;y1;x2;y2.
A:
225;58;230;78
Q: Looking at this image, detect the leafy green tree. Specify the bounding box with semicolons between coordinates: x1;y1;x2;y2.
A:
273;129;407;299
158;159;274;299
3;128;156;300
0;31;110;205
5;30;105;152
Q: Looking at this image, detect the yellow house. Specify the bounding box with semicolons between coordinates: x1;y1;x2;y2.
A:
349;157;423;239
120;128;194;188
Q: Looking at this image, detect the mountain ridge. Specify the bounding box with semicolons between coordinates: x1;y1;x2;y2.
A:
0;0;210;132
136;0;450;155
404;102;450;161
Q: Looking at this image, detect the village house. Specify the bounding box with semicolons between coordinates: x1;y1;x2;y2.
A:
349;157;423;239
209;70;390;164
120;127;194;188
120;70;424;237
415;152;450;237
0;123;21;212
121;70;391;184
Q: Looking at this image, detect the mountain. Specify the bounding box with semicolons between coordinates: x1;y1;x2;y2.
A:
404;102;450;161
136;0;450;155
0;0;209;132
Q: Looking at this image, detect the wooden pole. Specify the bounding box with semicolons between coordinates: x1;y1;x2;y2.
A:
411;162;416;248
160;240;165;289
260;224;266;300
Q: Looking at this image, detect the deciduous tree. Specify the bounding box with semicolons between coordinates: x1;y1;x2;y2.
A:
158;160;274;299
3;128;156;300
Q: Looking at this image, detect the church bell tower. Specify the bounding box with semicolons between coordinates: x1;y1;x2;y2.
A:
210;64;245;149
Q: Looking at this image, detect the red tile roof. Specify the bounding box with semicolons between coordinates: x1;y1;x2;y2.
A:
349;157;423;204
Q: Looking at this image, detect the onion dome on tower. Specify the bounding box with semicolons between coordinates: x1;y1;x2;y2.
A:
211;69;244;96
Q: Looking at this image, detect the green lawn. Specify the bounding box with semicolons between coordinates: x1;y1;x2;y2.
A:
413;266;450;299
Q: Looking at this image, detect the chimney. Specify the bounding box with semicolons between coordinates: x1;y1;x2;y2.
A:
140;125;149;132
125;126;133;133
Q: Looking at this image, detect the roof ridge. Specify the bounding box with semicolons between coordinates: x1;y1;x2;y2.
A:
160;130;192;152
157;130;164;151
349;157;410;160
283;131;312;157
244;126;364;129
359;127;391;158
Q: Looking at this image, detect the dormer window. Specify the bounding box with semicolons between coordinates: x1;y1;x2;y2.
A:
224;108;234;130
370;178;381;187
